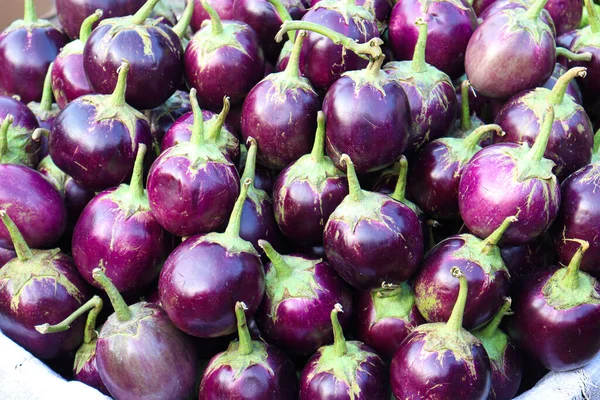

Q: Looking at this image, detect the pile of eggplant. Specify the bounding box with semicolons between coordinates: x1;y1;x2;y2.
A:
0;0;599;398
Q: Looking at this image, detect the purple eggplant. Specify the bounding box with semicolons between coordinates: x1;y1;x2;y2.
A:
309;0;392;30
27;63;60;132
472;298;523;400
83;0;184;110
144;90;192;156
500;235;553;282
0;0;68;103
414;216;513;329
546;0;583;35
459;106;561;245
50;61;152;192
391;267;492;399
465;0;556;99
323;155;424;289
477;0;556;32
568;0;600;101
354;283;425;360
241;31;319;170
0;211;90;359
299;304;388;400
383;19;458;153
158;179;265;337
190;0;234;31
388;0;477;79
185;0;265;109
506;240;600;371
199;302;298;399
72;144;171;295
408;124;504;220
272;111;348;245
255;240;353;355
147;89;239;237
541;63;583;104
0;96;41;167
494;67;593;180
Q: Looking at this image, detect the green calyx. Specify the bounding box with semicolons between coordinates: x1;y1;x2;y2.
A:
412;18;429;73
371;282;417;323
131;0;161;25
189;20;248;56
173;0;194;39
443;124;504;165
342;54;387;95
5;0;54;32
514;106;557;181
0;210;33;261
0;115;40;166
450;229;511;278
205;340;272;380
98;301;153;338
0;115;14;161
504;5;553;45
110;144;150;217
313;0;375;30
74;341;99;375
37;156;68;195
92;268;133;322
472;298;512;368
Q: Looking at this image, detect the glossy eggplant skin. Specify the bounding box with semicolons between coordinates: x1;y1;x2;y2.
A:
0;96;41;167
500;235;553;282
73;341;110;395
239;191;284;254
487;340;522;400
545;0;583;35
145;90;192;155
569;32;600;103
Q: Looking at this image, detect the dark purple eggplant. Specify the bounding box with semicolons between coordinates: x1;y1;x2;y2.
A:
0;96;41;167
190;0;234;32
50;61;152;191
568;0;600;101
299;304;389;400
494;67;593;180
241;30;319;170
255;240;353;356
323;155;424;289
72;144;171;295
391;267;492;399
383;19;458;153
388;0;477;79
541;62;583;104
459;106;561;245
506;240;600;371
472;298;523;400
414;216;513;329
199;302;298;399
185;0;265;109
158;179;265;337
0;0;69;103
354;283;425;360
500;235;553;282
83;0;184;110
144;90;192;156
0;211;90;359
272;111;348;245
147;89;239;237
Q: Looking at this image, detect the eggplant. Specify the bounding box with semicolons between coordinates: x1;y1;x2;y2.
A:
0;211;90;359
0;0;69;103
299;304;389;399
309;0;392;30
147;89;239;237
145;90;192;156
323;155;424;289
507;240;600;371
545;0;583;34
477;0;556;32
500;235;553;283
190;0;235;31
459;106;561;245
83;0;184;110
568;0;600;101
199;302;298;398
0;96;41;167
391;267;492;399
158;179;266;337
255;240;353;356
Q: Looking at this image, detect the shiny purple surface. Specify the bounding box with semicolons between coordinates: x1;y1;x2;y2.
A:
145;90;192;155
239;193;284;253
500;235;552;282
52;51;93;109
545;0;582;34
488;341;522;400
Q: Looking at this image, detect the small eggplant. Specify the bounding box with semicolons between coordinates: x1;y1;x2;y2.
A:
199;302;298;398
568;0;600;100
500;235;553;282
158;179;265;337
145;90;192;156
391;267;492;399
299;304;389;400
545;0;583;35
0;96;41;167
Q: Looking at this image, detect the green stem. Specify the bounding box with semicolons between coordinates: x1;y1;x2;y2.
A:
347;0;355;5
258;240;292;280
173;0;194;39
80;10;103;44
23;0;38;23
331;303;347;357
585;0;600;33
206;97;230;142
241;138;257;183
0;210;33;261
340;154;364;202
478;297;511;338
34;296;103;338
82;296;103;344
224;178;252;238
129;143;147;201
556;47;593;62
460;80;471;131
374;283;403;299
275;21;384;61
525;0;549;20
412;18;429;74
366;54;386;78
92;268;133;322
202;0;224;35
283;30;306;80
463;124;504;153
480;216;517;254
0;115;13;159
593;129;600;162
548;67;587;106
561;239;589;290
446;267;467;333
109;61;130;108
526;106;555;162
266;0;295;43
39;63;54;112
235;302;253;355
391;156;408;203
131;0;161;25
310;111;326;162
189;88;205;147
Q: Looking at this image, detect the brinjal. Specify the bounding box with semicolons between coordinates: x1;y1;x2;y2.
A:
309;0;392;30
383;19;458;153
299;304;388;399
83;0;184;110
391;267;492;399
507;240;600;371
185;0;265;109
477;0;556;32
241;30;319;170
190;0;235;31
0;96;41;167
158;179;265;337
0;0;69;103
494;67;593;180
568;0;600;99
145;90;192;156
545;0;583;34
501;235;553;282
323;155;424;289
255;240;353;355
50;61;152;192
147;89;239;237
459;106;561;245
0;211;90;359
199;302;298;398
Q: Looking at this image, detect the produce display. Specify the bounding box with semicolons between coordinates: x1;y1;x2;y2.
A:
1;0;600;399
